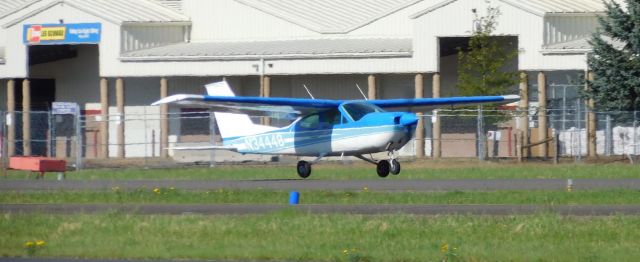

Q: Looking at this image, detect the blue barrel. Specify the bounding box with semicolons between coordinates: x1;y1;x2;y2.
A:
289;191;300;205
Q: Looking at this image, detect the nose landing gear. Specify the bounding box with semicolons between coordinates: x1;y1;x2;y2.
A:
357;151;402;178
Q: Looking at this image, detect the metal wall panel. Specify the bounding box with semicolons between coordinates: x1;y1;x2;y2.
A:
544;16;599;46
121;26;185;53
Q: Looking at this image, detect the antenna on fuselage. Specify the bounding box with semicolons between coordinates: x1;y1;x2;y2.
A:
303;84;315;99
355;83;368;100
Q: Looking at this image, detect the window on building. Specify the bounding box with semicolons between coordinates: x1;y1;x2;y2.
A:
180;108;210;136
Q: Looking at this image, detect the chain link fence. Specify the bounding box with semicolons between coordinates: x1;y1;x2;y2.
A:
1;105;640;170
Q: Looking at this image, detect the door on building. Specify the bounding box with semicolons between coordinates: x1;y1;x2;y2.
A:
15;78;56;156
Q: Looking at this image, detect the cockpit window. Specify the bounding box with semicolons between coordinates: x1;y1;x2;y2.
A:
342;102;385;121
297;109;342;129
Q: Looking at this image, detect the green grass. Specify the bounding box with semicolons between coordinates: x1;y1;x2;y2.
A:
3;189;640;205
2;211;639;261
6;162;640;180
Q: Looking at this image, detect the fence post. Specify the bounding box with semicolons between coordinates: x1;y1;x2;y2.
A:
75;107;82;170
553;130;559;164
605;114;612;156
634;111;638;158
516;131;523;163
47;111;53;157
477;105;485;161
2;112;7;177
209;112;216;167
575;99;582;163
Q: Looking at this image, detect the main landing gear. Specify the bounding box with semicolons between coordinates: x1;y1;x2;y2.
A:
356;152;401;178
296;154;326;179
296;152;401;179
297;161;312;178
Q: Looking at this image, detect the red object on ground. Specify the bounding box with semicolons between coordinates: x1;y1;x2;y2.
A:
9;157;66;178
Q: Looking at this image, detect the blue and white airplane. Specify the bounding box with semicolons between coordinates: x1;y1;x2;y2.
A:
153;81;518;178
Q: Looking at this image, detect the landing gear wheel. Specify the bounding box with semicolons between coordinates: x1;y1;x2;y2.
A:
297;161;312;179
376;160;390;178
390;159;401;175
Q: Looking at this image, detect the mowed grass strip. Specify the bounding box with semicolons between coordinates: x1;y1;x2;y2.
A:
2;212;639;261
3;189;640;205
8;162;640;180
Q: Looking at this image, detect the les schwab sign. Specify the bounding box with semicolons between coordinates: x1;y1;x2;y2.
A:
23;23;101;45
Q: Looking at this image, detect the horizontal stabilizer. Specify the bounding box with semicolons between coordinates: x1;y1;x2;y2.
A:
168;145;238;152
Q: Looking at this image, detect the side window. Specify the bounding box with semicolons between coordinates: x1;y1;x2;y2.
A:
298;114;320;129
322;109;342;126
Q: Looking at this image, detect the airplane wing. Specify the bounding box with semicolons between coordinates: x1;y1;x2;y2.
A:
152;94;343;118
153;94;520;116
368;95;520;111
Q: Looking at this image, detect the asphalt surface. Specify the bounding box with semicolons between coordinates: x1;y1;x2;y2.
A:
3;178;640;191
3;203;640;216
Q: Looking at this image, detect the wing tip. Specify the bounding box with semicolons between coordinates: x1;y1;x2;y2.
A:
502;95;520;100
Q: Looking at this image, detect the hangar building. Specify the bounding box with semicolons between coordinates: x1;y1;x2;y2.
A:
0;0;606;159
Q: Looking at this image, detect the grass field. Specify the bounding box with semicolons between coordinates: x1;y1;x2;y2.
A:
3;189;640;205
6;162;640;180
2;211;639;261
3;162;640;261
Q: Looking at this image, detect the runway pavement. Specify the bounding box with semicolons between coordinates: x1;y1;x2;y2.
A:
3;203;640;216
3;178;640;191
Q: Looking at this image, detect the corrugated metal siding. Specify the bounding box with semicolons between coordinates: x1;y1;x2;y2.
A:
499;0;605;15
544;16;599;45
64;0;189;23
0;0;37;18
152;0;183;12
234;0;421;33
290;75;366;100
121;25;185;53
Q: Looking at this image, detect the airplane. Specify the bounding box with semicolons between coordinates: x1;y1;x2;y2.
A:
152;81;519;178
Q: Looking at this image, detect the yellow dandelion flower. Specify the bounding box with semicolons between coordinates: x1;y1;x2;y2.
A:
440;243;449;253
24;241;34;248
153;188;161;194
35;240;45;247
363;187;369;192
343;249;348;254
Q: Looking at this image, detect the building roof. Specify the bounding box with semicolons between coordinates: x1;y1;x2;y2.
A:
152;0;182;12
4;0;190;28
412;0;606;18
234;0;422;34
0;0;38;19
120;38;413;61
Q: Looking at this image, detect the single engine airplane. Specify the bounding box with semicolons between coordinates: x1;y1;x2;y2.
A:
152;81;518;178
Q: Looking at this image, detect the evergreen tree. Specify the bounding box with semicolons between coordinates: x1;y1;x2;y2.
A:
587;0;640;112
457;6;518;96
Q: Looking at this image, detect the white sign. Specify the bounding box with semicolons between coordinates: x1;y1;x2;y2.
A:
487;131;502;140
52;102;78;115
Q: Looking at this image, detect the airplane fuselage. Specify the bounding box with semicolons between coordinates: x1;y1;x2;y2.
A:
224;111;417;157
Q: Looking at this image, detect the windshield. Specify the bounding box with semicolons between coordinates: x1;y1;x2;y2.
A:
342;102;385;121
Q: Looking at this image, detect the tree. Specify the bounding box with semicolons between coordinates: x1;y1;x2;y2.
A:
457;6;519;97
586;0;640;112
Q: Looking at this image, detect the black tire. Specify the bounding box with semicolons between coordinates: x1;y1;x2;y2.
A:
297;161;312;178
390;159;401;175
376;160;390;178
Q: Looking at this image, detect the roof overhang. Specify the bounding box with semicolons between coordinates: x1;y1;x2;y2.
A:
120;52;413;62
119;38;413;62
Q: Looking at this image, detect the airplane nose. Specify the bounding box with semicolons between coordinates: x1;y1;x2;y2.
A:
400;113;419;126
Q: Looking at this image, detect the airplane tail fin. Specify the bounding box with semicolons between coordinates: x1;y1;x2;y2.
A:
205;81;276;140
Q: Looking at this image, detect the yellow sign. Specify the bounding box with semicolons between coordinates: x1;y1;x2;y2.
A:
26;25;66;43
